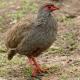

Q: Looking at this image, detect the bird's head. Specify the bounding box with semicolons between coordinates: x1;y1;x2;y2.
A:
40;3;59;13
37;3;60;19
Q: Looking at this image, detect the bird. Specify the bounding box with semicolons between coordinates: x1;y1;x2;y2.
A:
5;3;59;76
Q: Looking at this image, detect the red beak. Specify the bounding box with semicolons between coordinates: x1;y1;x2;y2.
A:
53;7;59;10
51;6;59;11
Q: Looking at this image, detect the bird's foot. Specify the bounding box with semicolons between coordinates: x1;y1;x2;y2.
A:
32;67;49;77
37;67;49;73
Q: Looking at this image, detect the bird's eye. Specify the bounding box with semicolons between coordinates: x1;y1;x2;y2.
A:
48;6;51;9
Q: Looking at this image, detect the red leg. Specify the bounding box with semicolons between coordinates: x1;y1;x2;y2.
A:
28;56;48;76
33;57;49;72
31;56;44;73
28;57;38;76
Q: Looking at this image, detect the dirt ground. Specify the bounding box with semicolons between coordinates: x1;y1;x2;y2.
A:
0;0;80;80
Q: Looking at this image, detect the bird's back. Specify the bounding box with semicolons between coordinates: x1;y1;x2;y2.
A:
5;16;33;48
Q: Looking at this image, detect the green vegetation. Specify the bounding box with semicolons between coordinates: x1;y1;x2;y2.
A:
9;0;37;20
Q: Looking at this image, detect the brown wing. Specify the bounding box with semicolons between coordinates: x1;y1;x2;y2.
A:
5;16;33;48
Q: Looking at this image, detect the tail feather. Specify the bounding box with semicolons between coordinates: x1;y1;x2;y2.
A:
8;49;16;60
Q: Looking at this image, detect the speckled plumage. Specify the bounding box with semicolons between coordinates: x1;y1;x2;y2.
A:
5;4;58;60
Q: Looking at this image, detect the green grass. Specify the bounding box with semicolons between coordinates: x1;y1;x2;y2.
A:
22;67;32;77
0;0;17;9
0;1;8;8
0;0;38;32
8;0;38;21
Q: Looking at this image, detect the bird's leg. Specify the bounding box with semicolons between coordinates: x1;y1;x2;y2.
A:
28;57;38;77
31;56;48;73
31;56;42;73
28;56;48;76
